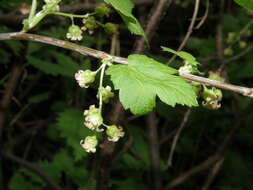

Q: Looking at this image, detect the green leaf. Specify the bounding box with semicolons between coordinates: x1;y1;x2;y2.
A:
103;0;146;38
161;46;200;66
56;109;93;160
106;54;198;115
234;0;253;11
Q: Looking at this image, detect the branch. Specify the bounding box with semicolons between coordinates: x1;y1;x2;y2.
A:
1;152;63;190
167;0;200;64
1;32;253;98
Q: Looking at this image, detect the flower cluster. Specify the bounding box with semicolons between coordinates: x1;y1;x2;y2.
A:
43;0;60;12
74;60;124;153
202;87;222;110
66;25;83;41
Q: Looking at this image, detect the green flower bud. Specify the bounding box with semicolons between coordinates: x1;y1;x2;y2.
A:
75;70;96;88
226;32;236;44
97;86;114;103
43;0;61;12
202;100;221;110
95;3;111;18
80;136;98;153
106;125;124;142
224;48;233;56
66;25;83;41
208;71;225;82
83;16;97;33
83;105;103;132
104;23;119;35
239;41;247;49
202;87;222;110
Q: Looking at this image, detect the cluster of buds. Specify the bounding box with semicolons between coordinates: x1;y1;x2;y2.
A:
83;105;103;132
202;87;222;110
81;16;98;35
66;25;83;41
74;70;96;88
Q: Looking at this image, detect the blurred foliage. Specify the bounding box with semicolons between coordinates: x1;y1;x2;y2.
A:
0;0;253;190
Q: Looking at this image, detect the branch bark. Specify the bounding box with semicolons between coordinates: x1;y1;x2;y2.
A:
1;152;63;190
1;32;253;98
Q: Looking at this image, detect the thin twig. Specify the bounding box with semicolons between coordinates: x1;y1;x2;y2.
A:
200;157;224;190
1;32;253;98
166;109;191;168
146;111;161;190
1;152;63;190
167;0;200;65
133;0;172;53
195;0;209;29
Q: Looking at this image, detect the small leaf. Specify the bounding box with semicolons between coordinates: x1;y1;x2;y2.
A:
234;0;253;11
106;54;198;115
103;0;146;38
161;46;200;66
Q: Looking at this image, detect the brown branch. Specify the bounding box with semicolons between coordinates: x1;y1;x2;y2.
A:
133;0;172;53
167;0;200;65
200;157;224;190
1;32;253;98
161;154;221;190
166;109;191;168
195;0;209;29
1;152;63;190
0;64;23;141
0;0;153;27
146;111;161;190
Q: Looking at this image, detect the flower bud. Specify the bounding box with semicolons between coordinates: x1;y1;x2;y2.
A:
104;23;119;36
43;0;61;12
106;125;124;142
75;70;96;88
202;87;222;110
83;16;97;32
80;136;98;153
226;32;236;44
83;105;103;132
97;86;114;103
239;41;247;49
224;48;233;56
66;25;83;41
95;3;111;18
208;71;225;82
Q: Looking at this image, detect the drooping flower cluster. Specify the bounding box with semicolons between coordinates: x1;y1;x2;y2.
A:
66;25;83;41
74;61;124;153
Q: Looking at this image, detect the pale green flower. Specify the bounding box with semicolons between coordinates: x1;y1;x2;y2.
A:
75;70;96;88
80;136;98;153
106;125;124;142
97;86;114;103
66;25;83;41
83;105;103;132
